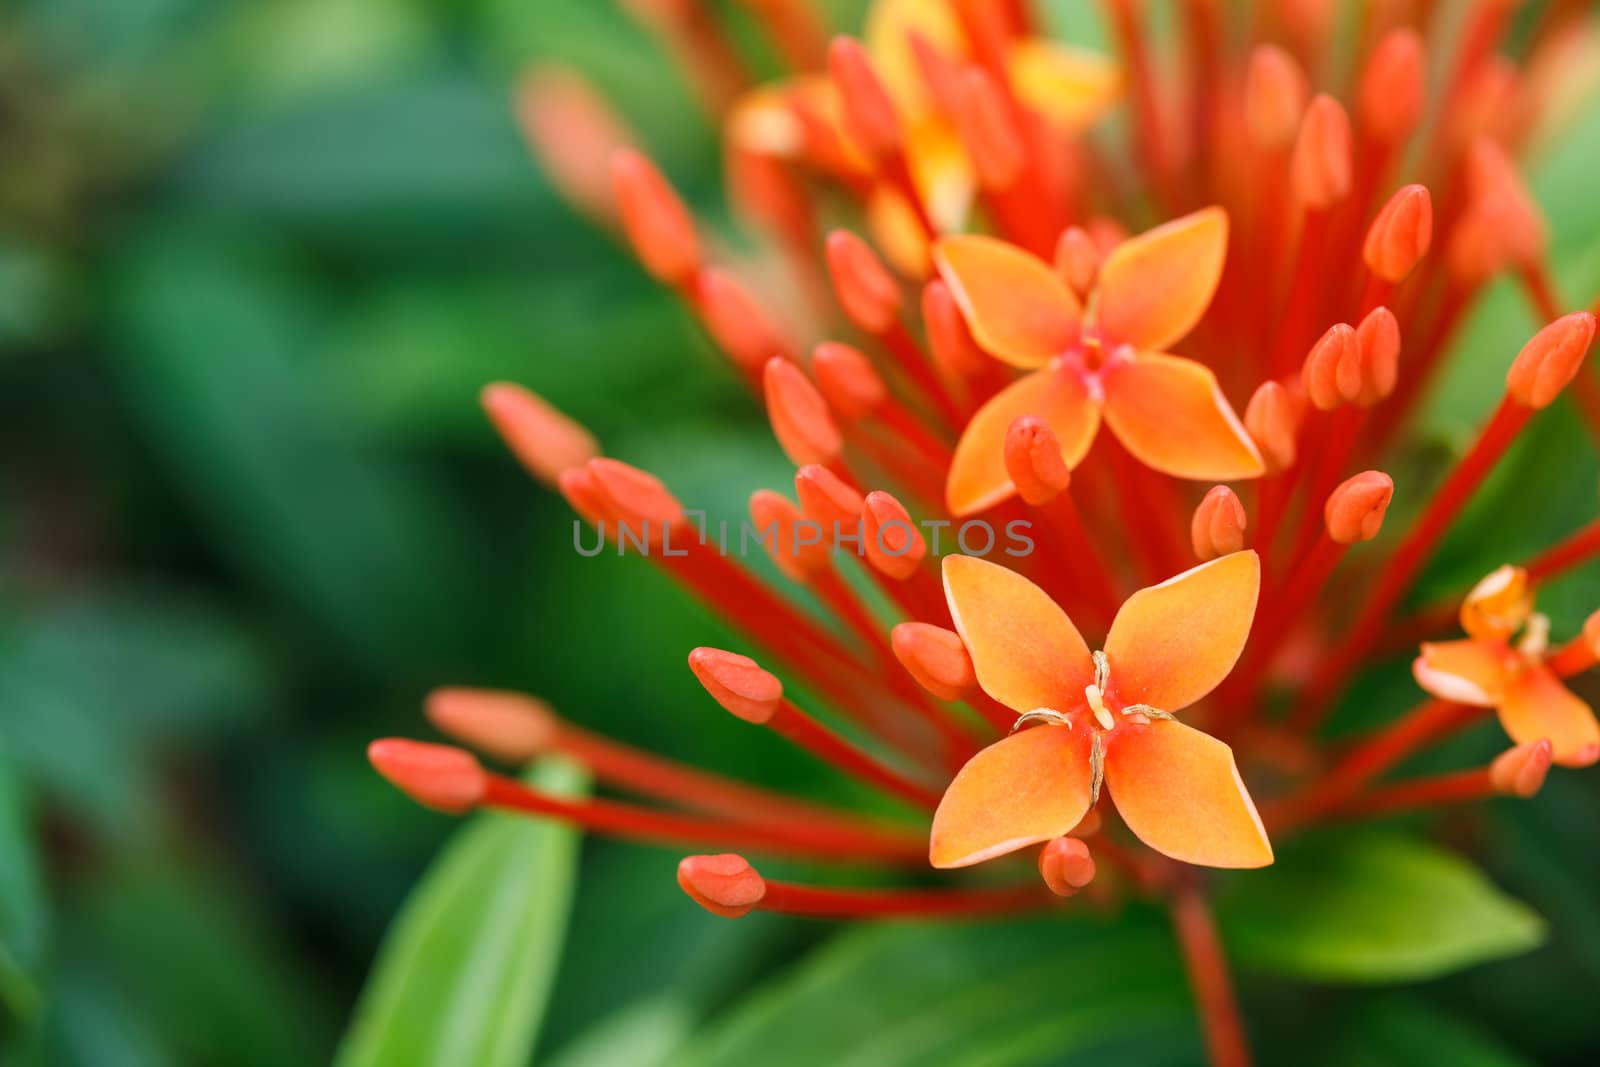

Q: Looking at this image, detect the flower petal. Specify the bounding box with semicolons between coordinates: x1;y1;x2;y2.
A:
946;366;1101;515
864;0;968;117
1411;638;1509;706
1104;551;1260;712
1498;665;1600;767
1094;206;1228;351
1006;40;1120;131
1105;718;1273;868
943;554;1094;713
933;236;1082;367
1102;353;1264;480
929;724;1094;868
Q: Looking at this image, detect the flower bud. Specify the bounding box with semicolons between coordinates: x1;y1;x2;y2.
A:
368;740;487;814
764;357;843;465
922;279;986;378
1362;184;1433;283
794;464;864;530
1245;380;1299;471
1291;95;1353;210
481;383;599;487
891;622;976;701
812;342;887;420
1324;470;1394;544
1053;226;1100;297
862;490;926;579
954;68;1024;191
1506;312;1597;409
1244;44;1307;150
1355;306;1401;405
1003;416;1071;506
1489;740;1554;798
1302;323;1361;411
1191;485;1247;561
827;36;902;161
699;269;785;368
425;688;559;764
688;648;783;724
587;457;687;535
515;66;633;223
750;489;830;581
826;229;903;333
1038;836;1096;897
677;854;767;918
612;148;701;285
1357;28;1425;143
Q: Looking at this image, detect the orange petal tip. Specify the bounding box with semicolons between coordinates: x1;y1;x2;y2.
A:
1363;184;1433;283
1506;312;1597;410
891;622;976;701
1489;739;1554;798
368;739;486;814
424;688;559;764
1324;470;1394;544
825;229;902;334
1358;28;1425;143
1003;416;1072;506
699;269;784;368
481;383;599;487
826;36;902;161
764;357;843;466
1038;836;1096;897
677;854;767;918
1290;95;1353;210
688;648;783;724
1191;485;1247;561
611;147;701;285
862;489;927;579
1244;44;1307;150
812;341;887;420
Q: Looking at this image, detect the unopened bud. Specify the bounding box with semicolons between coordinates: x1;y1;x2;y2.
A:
699;269;785;368
1302;323;1361;411
425;688;558;764
1053;226;1100;297
587;457;687;534
812;342;887;420
688;648;783;724
862;490;926;579
1003;416;1071;505
1357;29;1425;143
1324;470;1394;544
1291;95;1353;210
1245;381;1299;471
368;739;487;814
750;489;830;581
826;230;902;333
827;36;901;161
795;464;864;529
1363;184;1433;283
891;622;976;701
764;357;843;465
1506;312;1597;409
481;383;599;486
1245;44;1307;150
1489;739;1554;798
1038;836;1096;897
612;148;701;285
922;279;986;378
954;68;1024;190
515;66;633;223
1355;306;1401;405
1191;485;1247;561
677;853;767;918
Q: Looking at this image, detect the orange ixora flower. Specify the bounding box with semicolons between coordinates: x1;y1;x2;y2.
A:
935;208;1265;515
1413;564;1600;767
931;550;1272;869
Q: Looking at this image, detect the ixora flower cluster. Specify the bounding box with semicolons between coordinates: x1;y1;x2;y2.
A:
368;2;1600;1063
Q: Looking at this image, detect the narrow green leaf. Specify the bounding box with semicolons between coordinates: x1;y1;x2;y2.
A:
0;754;46;1023
669;911;1194;1067
334;760;585;1067
1219;831;1545;983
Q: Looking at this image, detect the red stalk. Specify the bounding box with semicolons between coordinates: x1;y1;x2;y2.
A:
1171;884;1254;1067
1335;767;1495;819
757;879;1050;919
769;697;947;811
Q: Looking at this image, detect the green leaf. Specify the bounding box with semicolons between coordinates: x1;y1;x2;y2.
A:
0;754;46;1024
668;911;1195;1067
543;995;694;1067
334;759;586;1067
1314;996;1532;1067
1219;831;1545;983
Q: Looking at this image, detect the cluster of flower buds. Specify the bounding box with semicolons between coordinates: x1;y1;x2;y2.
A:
372;3;1600;1064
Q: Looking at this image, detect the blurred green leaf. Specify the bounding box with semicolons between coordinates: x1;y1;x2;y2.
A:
543;995;694;1067
668;912;1195;1067
1313;996;1531;1067
335;759;585;1067
1220;831;1545;983
0;754;46;1024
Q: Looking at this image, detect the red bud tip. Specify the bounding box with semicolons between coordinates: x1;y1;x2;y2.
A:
515;66;633;223
1191;485;1247;561
558;465;615;527
1003;416;1071;505
1354;307;1401;405
827;36;902;161
794;463;865;529
1038;836;1096;898
1244;381;1299;472
749;489;830;581
425;688;559;764
764;357;843;465
922;279;987;379
1489;739;1554;798
1302;323;1361;411
677;853;767;918
1244;44;1308;150
1290;95;1353;210
812;342;887;420
1324;470;1394;544
954;68;1024;191
587;457;686;531
862;490;927;579
1459;139;1549;272
1053;226;1101;297
368;739;486;814
1357;28;1425;143
891;622;976;701
1363;184;1433;283
688;648;783;724
1506;312;1597;409
611;148;701;285
826;230;902;334
699;269;784;368
481;383;600;487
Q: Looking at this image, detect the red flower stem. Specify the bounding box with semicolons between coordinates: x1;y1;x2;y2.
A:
1042;493;1123;625
1519;262;1564;322
1335;767;1495;820
881;321;967;428
1293;395;1532;731
1527;516;1600;584
481;775;928;864
757;879;1052;919
1230;534;1347;717
1356;273;1395;318
543;718;919;834
1104;0;1177;209
744;0;828;73
875;400;955;469
1181;0;1222;193
1283;407;1367;573
1366;282;1474;459
1268;210;1332;380
770;697;946;811
1108;445;1183;584
1171;883;1254;1067
1550;636;1597;679
883;153;939;240
1269;699;1480;831
1565;370;1600;447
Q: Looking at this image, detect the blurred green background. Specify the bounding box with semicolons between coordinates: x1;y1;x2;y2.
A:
2;1;1599;1065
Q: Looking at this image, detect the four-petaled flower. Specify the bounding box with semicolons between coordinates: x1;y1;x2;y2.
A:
934;207;1265;515
930;550;1274;869
1413;564;1600;767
